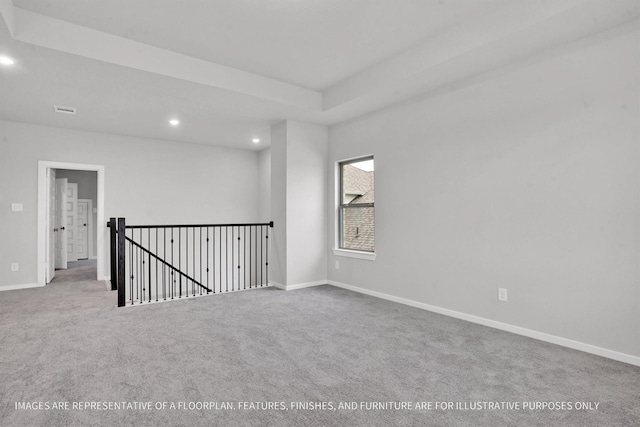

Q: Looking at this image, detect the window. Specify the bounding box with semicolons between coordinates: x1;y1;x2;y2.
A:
339;156;374;253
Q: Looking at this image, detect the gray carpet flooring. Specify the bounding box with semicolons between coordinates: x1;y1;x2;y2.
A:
51;259;98;283
0;278;638;426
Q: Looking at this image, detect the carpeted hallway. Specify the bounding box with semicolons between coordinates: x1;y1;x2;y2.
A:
51;259;98;283
0;279;638;426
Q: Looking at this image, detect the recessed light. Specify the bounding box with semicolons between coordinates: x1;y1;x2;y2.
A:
169;119;180;126
0;56;15;66
252;138;260;143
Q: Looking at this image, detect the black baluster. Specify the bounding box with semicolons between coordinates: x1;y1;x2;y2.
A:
179;227;182;298
225;226;229;292
140;229;143;304
134;231;138;303
163;228;167;300
171;228;175;300
185;227;189;297
148;229;152;303
136;230;140;302
266;223;270;288
129;237;134;305
148;228;151;303
211;227;216;294
155;228;158;302
206;227;210;294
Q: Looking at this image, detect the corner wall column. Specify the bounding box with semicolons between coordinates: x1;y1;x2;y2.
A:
270;120;328;288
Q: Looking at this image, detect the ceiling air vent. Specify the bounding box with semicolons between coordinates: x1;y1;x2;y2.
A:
53;105;77;115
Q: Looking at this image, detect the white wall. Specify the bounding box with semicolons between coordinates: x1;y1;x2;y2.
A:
328;30;639;358
0;120;260;288
270;122;287;286
286;121;328;286
258;148;271;222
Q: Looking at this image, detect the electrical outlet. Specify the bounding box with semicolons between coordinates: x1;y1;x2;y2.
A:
498;288;508;302
335;261;340;269
10;263;19;272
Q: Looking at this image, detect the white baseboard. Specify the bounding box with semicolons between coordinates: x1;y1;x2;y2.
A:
0;283;45;292
270;280;326;291
328;280;640;367
270;281;286;290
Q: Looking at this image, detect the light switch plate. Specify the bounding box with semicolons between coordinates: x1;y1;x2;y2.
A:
11;203;23;212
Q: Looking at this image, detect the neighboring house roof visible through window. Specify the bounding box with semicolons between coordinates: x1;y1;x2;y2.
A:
343;164;374;204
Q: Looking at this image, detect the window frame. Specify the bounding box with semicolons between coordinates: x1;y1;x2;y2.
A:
334;155;376;260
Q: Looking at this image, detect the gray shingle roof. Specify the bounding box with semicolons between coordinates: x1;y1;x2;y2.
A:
343;164;374;204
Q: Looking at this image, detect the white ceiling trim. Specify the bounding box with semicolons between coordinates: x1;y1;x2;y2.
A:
323;0;638;112
1;0;638;136
0;0;14;36
9;7;322;111
322;20;639;125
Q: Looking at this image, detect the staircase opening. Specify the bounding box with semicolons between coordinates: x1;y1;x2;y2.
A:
108;218;273;307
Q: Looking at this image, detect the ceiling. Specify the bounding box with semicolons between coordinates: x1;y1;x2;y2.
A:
0;0;638;150
13;0;508;91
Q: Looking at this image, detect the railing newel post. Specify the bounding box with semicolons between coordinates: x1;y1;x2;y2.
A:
109;217;117;291
117;217;126;307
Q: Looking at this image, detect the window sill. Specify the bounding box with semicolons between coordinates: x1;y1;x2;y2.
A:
333;248;376;261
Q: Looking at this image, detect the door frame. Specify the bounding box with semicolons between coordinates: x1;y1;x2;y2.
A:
38;161;105;286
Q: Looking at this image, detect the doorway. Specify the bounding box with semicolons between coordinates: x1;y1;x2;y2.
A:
51;259;98;283
37;161;105;286
54;171;96;268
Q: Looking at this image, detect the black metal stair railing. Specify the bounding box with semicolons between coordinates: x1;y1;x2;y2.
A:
108;218;273;307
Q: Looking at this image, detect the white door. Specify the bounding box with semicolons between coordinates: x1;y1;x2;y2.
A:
76;200;90;259
55;178;68;269
46;169;56;283
66;183;78;262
